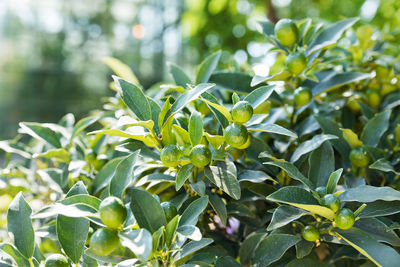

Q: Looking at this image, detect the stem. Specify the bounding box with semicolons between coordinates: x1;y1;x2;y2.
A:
354;203;367;217
28;258;35;267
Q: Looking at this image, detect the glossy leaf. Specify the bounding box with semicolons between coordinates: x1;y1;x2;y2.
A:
361;110;391;147
200;97;232;122
207;193;227;226
169;63;192;88
110;151;139;198
308;141;334;187
244;85;275;108
205;160;241;200
0;243;31;267
267;206;306;231
119;229;152;262
92;157;124;194
239;233;267;265
290;134;337;162
196;51;221;84
312;72;371;96
176;164;193;190
341;128;363;148
71;115;99;140
189;111;204;147
248;123;297;138
339;185;400;202
179;196;209;227
210;72;254;93
370;158;400;175
19;122;62;148
265;161;314;189
103;57;139;85
174;238;213;261
326;168;343;194
165;215;180;248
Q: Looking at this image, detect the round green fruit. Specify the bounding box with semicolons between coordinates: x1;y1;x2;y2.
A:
224;122;249;148
99;196;127;230
44;254;69;267
321;194;340;213
90;228;120;256
294;87;312;106
160;145;181;167
301;225;320;242
232;101;253;123
161;202;178;222
189;144;212;168
286;53;307;75
335;208;355;230
366;89;381;108
237;133;252;149
274;19;298;47
349;147;370;167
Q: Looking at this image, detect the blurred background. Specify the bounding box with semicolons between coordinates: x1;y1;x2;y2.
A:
1;0;399;139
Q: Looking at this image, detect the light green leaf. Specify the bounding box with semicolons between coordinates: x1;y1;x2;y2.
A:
71;115;99;140
201;92;229;128
199;97;232;122
196;51;221;84
341;128;363;149
248;123;297;138
0;141;31;158
0;243;31;267
19;122;62;148
189;111;204;146
361;110;391;147
267;206;307;231
179;196;209;227
244;85;275;108
110;151;139;198
165;215;180;248
119;229;152;262
251;71;291;87
205;161;241;200
312;72;371;96
158;97;172;132
117;116;154;132
33;148;70;162
290;134;338;162
176;164;193;190
169;63;192;88
103;57;140;85
204;132;225;149
326;169;343;194
339;185;400;202
308;142;334;187
265;161;314;189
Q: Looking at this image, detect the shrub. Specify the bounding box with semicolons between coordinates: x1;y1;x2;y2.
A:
1;17;400;266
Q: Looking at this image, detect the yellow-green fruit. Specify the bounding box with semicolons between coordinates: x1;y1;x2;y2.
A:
335;208;355;230
301;225;320;242
321;194;340;213
44;254;69;267
237;133;252;149
294;87;312;106
349;147;370;168
224;122;248;148
232;101;253;123
160;145;181;167
99;196;127;230
286;53;307;75
195;100;211;115
274;19;298;47
366;89;381;108
395;124;400;144
90;228;120;255
347;95;361;113
189;144;212;168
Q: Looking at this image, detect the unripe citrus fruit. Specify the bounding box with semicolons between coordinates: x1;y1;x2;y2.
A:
232;101;253;123
90;228;120;255
301;225;320;242
237;133;252;149
189;144;212;168
160;144;181;167
286;53;307;75
321;194;340;213
335;208;355;230
224;122;248;148
395;124;400;144
294;87;312;106
347;95;361;113
161;202;178;222
99;196;127;230
274;19;298;47
366;89;381;108
44;254;69;267
349;147;370;167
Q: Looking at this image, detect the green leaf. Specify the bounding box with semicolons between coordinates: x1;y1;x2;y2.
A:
312;72;371;96
339;185;400;202
210;72;254;93
0;141;31;158
361;110;391;147
196;51;221;84
113;76;151;121
253;234;301;267
169;63;192;88
306;18;358;55
308;142;334;187
205;161;241;200
165;215;180;248
267;186;335;220
341;128;363;149
295;240;314;259
355;218;400;246
110;151;139;198
179;196;209;227
239;233;267;265
290;134;338;162
267;206;306;231
199;97;232;122
251;71;291;87
244;85;275;108
128;188;167;233
335;228;400;267
163;83;215;125
207;193;227;227
88;129;147;142
238;170;274;183
119;229;152;262
103;57;140;85
7;192;35;258
326;169;343;194
248;123;297;138
177;225;202;241
71;115;99;140
314;116;350;157
19;122;62;148
357;201;400;218
204;133;225;149
370;158;400;175
215;256;241;267
264;161;314;189
0;243;31;267
174;238;213;261
148;97;161;134
176;164;193;190
189;111;204;147
201;92;229;128
158;97;172;132
92;157;124;194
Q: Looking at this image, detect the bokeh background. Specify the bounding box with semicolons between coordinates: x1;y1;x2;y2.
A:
1;0;399;139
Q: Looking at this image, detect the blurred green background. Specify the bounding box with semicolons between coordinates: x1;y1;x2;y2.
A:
1;0;399;139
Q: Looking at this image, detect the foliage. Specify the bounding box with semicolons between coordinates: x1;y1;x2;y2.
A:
1;16;400;266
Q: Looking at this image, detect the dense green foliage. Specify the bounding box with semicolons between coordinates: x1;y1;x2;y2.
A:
1;16;400;266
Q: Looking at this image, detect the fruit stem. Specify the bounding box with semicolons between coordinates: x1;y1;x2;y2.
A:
28;258;35;267
354;203;367;217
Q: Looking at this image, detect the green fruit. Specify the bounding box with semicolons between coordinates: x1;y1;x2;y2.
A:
294;87;312;106
189;144;212;168
160;145;181;167
301;225;320;242
195;100;211;115
90;228;120;255
232;101;253;123
395;124;400;144
335;208;355;230
347;95;361;113
286;53;307;75
224;122;248;148
315;186;326;197
366;89;381;108
274;19;298;47
321;194;340;213
237;133;252;149
44;254;69;267
227;147;243;161
99;196;127;229
349;147;370;167
161;202;178;222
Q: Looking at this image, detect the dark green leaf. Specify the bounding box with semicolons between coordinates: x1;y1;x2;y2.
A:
71;116;99;140
239;233;267;265
110;151;139;198
119;229;152;262
340;185;400;202
210;72;254;93
361;110;391;147
179;196;209;227
290;134;337;162
169;63;192;87
358;201;400;218
92;157;124;194
207;193;227;227
215;256;240;267
176;164;193;190
205;161;241;200
267;206;306;231
370;158;400;175
165;215;180;248
308;142;334;187
244;85;275;108
174;238;213;260
265;161;314;189
19;122;62;148
355;218;400;246
0;243;30;267
201;92;229;128
312;72;371;96
238;170;274;183
326;169;343;194
196;51;221;84
248;123;297;138
295;240;314;259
